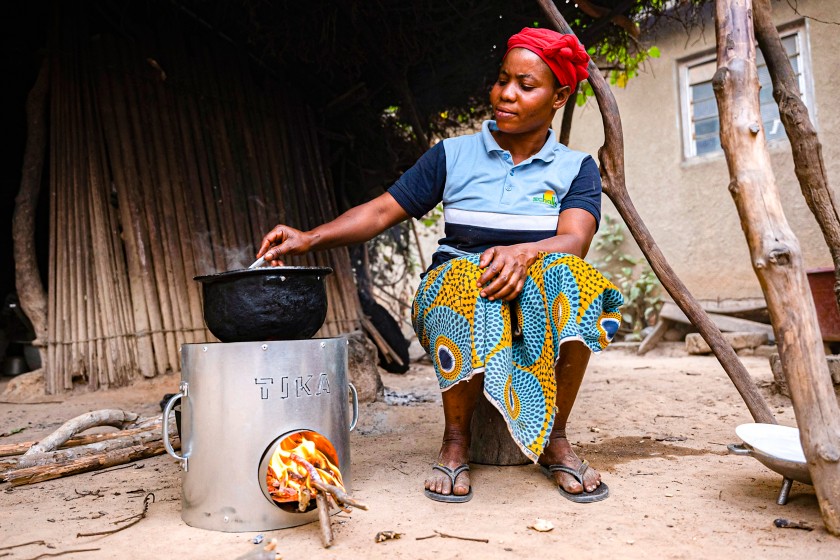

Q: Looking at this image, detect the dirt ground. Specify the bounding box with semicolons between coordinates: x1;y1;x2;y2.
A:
1;342;838;560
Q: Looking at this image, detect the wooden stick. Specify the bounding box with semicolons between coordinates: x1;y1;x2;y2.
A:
316;491;334;548
12;56;49;372
5;429;166;472
288;453;368;510
0;420;160;458
310;479;368;511
22;409;140;457
360;315;404;367
5;439;176;487
714;0;840;534
536;0;776;426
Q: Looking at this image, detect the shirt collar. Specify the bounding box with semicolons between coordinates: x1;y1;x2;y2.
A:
480;120;558;163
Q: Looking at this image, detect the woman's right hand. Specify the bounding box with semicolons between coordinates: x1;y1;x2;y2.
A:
256;224;313;266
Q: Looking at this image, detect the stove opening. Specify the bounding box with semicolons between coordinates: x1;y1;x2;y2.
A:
259;430;343;514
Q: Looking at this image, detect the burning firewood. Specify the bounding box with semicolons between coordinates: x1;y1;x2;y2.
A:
264;434;367;548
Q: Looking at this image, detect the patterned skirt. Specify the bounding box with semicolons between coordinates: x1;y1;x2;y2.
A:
412;252;624;462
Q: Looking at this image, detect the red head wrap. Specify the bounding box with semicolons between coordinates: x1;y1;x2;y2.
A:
505;28;590;91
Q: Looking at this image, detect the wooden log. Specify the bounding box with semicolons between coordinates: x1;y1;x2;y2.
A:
8;428;164;471
536;0;776;426
657;301;775;341
713;0;840;534
469;394;529;466
5;438;177;487
753;0;840;311
558;86;577;146
360;316;403;367
46;47;58;394
315;491;334;548
0;421;160;458
12;57;49;371
23;409;140;457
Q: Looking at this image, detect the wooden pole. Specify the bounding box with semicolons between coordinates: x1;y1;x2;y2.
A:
12;57;49;371
536;0;776;425
752;0;840;309
713;0;840;534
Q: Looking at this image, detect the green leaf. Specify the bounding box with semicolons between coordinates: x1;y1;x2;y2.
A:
649;46;661;58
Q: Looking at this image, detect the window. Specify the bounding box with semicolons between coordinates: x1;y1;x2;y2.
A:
680;25;813;159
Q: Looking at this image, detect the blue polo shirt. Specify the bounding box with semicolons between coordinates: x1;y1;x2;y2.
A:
388;120;601;269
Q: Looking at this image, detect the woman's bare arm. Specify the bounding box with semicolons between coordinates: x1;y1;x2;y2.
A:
257;193;410;264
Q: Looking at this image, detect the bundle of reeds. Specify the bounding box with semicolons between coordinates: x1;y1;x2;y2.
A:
44;11;362;392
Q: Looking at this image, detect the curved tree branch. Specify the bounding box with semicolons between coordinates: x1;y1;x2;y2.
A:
753;0;840;307
13;57;49;367
536;0;775;425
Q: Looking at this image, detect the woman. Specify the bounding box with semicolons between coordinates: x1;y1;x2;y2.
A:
257;27;623;504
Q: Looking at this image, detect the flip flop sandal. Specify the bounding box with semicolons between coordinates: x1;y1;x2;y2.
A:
541;459;610;503
424;463;473;503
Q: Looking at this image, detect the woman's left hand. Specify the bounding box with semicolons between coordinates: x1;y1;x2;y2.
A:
476;244;539;301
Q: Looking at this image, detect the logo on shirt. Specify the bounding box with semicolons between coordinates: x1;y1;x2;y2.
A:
532;190;557;208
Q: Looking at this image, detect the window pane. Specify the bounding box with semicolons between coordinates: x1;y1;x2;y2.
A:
789;54;800;75
765;118;785;140
782;34;798;56
684;29;806;158
759;84;775;104
693;96;718;120
757;65;771;86
696;136;721;156
691;81;715;102
694;118;719;137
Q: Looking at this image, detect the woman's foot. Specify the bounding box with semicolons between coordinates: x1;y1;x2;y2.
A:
538;435;601;494
425;439;471;497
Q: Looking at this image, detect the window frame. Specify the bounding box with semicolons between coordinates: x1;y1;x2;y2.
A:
678;20;815;161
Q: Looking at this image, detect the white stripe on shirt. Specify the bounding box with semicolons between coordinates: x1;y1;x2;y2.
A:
444;208;558;231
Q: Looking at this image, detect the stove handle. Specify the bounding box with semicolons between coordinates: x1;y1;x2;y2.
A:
348;382;359;432
162;388;189;471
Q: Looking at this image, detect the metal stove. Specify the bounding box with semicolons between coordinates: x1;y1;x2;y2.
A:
163;338;357;532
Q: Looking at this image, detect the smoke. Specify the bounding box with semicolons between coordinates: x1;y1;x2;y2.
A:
190;230;256;275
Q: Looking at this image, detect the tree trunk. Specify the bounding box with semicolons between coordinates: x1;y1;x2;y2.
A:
558;87;577;146
713;0;840;535
753;0;840;310
12;57;49;369
536;0;776;425
469;394;529;465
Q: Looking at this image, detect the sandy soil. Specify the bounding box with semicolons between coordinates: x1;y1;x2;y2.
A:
1;343;838;560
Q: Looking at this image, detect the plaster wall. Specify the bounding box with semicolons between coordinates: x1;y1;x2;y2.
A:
561;0;839;306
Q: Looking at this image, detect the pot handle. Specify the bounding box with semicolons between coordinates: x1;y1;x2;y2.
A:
348;382;359;432
727;443;752;456
162;382;189;471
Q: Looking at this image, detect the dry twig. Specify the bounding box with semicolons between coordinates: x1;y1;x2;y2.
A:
76;493;155;537
19;550;100;560
0;541;46;552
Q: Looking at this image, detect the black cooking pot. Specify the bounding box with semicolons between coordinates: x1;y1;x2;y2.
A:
195;266;333;342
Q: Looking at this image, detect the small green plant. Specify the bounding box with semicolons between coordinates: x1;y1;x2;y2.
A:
590;215;663;337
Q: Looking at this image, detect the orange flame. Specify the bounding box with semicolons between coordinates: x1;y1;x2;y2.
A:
266;433;343;504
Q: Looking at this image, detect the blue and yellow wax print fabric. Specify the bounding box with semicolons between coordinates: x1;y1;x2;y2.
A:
412;253;624;462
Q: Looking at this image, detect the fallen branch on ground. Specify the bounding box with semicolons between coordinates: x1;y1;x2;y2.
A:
0;420;160;458
415;530;489;543
4;438;178;486
22;410;143;457
4;428;166;471
18;548;100;560
76;493;155;537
